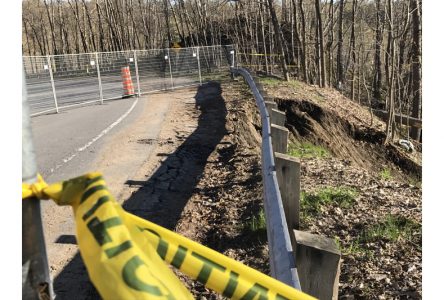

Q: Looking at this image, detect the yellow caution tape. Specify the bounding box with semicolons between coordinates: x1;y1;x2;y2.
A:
22;174;49;199
171;42;181;49
240;64;299;68
23;173;315;300
237;53;282;57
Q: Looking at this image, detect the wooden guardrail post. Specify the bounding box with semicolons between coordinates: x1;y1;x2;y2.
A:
265;101;277;115
271;108;286;126
271;124;288;154
293;230;341;300
275;153;300;233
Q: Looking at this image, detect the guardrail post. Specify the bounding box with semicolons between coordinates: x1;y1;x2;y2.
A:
133;50;141;96
271;124;289;154
196;47;202;85
167;48;174;89
22;69;54;300
95;52;104;104
293;230;341;300
265;101;277;115
47;55;59;113
271;108;286;126
275;153;301;234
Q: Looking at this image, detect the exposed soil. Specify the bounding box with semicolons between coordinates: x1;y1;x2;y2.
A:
47;80;268;299
276;98;421;183
49;72;422;299
50;79;270;299
258;76;422;299
110;79;269;299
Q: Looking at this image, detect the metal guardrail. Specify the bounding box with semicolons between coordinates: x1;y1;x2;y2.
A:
230;67;301;290
23;45;235;117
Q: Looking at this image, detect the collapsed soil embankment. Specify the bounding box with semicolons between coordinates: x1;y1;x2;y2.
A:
259;76;422;299
276;97;421;182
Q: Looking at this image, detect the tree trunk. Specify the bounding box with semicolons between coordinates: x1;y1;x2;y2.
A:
267;0;290;81
315;0;326;87
43;0;58;54
384;0;396;144
410;0;421;141
372;0;383;105
327;0;334;87
337;0;344;89
350;0;357;101
298;0;308;82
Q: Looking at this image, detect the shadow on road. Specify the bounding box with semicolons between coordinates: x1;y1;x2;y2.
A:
52;81;227;299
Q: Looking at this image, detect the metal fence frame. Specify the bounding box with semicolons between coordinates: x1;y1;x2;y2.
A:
23;45;235;117
231;67;301;290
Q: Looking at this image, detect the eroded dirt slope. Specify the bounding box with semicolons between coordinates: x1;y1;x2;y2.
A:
51;81;270;299
261;78;421;182
258;76;422;299
117;80;269;299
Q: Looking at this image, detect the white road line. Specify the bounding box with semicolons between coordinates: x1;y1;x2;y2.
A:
51;98;139;173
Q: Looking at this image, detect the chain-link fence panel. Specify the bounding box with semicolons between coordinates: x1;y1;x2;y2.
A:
199;45;233;81
51;53;101;109
23;45;233;116
136;49;171;93
168;47;201;88
98;51;138;100
23;56;58;116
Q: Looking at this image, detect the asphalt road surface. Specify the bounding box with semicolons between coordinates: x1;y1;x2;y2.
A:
31;97;140;183
26;72;202;115
29;92;179;289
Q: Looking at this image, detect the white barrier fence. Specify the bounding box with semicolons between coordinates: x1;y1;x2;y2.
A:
23;45;235;116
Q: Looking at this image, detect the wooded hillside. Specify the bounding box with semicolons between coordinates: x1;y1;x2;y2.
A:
22;0;422;140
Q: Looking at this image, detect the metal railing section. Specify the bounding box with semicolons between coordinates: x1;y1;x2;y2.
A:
23;45;235;117
230;67;301;290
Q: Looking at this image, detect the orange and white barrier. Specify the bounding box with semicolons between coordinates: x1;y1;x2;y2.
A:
121;66;135;97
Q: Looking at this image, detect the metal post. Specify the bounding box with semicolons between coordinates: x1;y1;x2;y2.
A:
234;44;239;68
167;48;174;89
95;52;104;105
197;47;202;85
22;68;54;300
230;50;235;68
47;55;59;113
133;50;141;96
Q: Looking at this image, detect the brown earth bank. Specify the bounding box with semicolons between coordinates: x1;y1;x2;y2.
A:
50;80;269;299
257;75;422;299
53;73;421;299
116;79;270;299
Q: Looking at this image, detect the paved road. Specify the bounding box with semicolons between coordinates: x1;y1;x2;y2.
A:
31;97;141;183
29;90;186;295
26;71;202;115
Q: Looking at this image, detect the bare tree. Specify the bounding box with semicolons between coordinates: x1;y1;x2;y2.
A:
267;0;290;81
315;0;327;87
337;0;344;88
410;0;421;141
372;0;384;106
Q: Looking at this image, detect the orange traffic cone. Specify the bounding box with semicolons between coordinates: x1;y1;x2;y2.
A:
121;66;135;98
